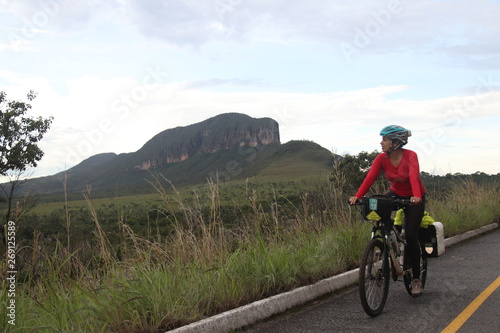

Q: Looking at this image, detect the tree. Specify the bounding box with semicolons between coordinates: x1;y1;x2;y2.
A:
0;90;53;244
0;169;37;223
330;150;388;195
0;90;53;175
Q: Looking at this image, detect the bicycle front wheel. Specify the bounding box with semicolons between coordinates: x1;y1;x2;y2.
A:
359;238;390;317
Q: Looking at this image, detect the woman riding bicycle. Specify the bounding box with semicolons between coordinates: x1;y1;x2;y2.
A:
349;125;426;296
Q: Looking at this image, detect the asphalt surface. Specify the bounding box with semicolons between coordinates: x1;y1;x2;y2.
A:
244;227;500;333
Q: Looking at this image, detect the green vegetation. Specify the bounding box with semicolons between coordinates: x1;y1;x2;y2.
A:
2;100;496;331
0;90;53;176
0;90;53;233
1;169;499;332
426;178;500;236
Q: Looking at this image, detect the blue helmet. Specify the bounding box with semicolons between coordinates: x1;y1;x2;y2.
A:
380;125;411;147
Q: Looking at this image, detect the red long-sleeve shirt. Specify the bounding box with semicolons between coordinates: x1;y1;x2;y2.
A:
355;149;426;198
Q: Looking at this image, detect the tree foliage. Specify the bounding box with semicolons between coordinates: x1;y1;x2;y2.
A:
0;90;53;175
330;150;388;195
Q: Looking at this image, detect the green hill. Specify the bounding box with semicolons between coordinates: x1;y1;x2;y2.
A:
16;114;334;200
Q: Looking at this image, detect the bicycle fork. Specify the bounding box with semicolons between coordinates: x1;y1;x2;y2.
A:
387;235;404;276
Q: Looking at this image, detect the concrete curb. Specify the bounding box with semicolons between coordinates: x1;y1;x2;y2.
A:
444;222;499;248
168;222;500;333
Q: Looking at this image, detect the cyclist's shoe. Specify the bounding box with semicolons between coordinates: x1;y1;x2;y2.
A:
411;279;423;296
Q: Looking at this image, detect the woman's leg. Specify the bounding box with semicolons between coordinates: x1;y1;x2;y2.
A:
404;196;426;279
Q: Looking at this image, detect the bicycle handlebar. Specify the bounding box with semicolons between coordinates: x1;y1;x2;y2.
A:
349;196;411;208
392;198;412;206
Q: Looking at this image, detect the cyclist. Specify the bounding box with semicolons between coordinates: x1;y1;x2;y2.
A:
349;125;427;296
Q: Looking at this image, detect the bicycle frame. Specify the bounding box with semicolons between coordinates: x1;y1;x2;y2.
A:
366;218;403;278
356;195;423;317
362;195;407;272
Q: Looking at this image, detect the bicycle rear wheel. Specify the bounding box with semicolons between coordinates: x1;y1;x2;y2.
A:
359;238;390;316
403;243;427;296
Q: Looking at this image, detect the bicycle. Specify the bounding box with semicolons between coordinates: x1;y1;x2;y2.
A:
353;195;428;317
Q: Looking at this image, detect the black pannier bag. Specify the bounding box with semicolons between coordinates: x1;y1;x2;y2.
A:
361;195;396;230
419;222;445;257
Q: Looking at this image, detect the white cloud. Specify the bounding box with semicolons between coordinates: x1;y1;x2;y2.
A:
1;0;499;178
23;78;500;177
5;0;497;60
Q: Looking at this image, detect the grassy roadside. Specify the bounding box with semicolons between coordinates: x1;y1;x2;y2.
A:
1;178;499;332
426;178;499;236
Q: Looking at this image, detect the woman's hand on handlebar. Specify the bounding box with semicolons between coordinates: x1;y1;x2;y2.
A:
349;196;359;205
410;196;422;205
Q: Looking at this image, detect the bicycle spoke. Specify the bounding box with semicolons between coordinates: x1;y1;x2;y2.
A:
359;239;389;316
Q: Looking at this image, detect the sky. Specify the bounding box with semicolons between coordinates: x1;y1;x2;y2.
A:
1;0;499;180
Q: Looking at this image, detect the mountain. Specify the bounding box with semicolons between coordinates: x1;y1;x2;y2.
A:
128;112;279;170
18;113;333;197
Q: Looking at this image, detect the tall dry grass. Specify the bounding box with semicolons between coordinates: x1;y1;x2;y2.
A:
1;176;498;332
427;178;500;236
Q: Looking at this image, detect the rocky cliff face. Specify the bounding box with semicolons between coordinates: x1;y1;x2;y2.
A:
134;113;280;170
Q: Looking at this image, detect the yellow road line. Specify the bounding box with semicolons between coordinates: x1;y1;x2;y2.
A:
441;276;500;333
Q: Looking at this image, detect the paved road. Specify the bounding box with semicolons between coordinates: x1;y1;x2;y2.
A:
244;228;500;333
